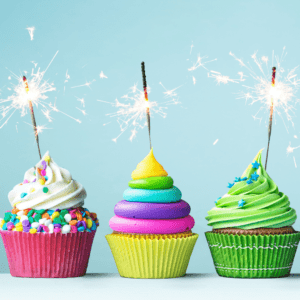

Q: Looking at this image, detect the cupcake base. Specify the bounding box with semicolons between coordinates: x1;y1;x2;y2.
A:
205;231;300;278
106;233;198;279
0;231;96;278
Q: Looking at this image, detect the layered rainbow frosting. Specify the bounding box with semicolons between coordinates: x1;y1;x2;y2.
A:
109;149;195;235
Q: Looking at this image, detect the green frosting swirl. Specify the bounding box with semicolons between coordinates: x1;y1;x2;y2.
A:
206;150;297;229
128;176;174;190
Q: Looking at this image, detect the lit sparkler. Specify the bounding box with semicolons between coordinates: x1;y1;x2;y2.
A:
23;76;42;159
141;62;151;149
228;48;300;168
0;51;82;132
265;67;276;170
99;81;180;142
230;48;300;130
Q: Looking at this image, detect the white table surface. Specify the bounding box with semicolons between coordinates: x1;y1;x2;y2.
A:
0;273;299;300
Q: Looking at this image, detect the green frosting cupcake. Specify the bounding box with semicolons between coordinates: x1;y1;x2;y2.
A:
206;150;297;230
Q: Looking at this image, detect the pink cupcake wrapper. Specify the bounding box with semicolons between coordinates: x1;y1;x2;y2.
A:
0;230;96;278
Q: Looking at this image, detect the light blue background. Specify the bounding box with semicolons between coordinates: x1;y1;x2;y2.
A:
1;0;300;274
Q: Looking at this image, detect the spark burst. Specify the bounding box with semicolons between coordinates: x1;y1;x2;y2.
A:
0;51;82;130
188;50;217;85
26;26;35;41
231;47;300;130
99;83;181;142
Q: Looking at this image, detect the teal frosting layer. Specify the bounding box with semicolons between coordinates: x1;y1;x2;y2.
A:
123;186;182;203
206;150;297;230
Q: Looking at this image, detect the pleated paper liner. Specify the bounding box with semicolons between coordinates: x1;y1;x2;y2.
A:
106;233;198;279
205;232;300;278
112;230;193;239
0;231;96;278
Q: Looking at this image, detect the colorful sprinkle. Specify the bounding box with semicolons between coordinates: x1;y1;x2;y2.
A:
20;193;27;198
0;207;99;234
38;179;45;185
43;187;49;193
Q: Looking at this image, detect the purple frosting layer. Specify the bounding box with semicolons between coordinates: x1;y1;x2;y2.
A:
114;200;191;219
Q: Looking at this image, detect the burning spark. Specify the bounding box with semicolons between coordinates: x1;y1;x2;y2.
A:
190;41;194;55
65;70;70;83
24;121;50;135
75;96;85;107
26;27;35;41
76;107;87;116
100;83;180;142
213;139;219;145
208;70;240;84
232;48;300;128
0;51;81;130
287;142;300;155
71;79;95;89
99;71;107;79
188;54;217;72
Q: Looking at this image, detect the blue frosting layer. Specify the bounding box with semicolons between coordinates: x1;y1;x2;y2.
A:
123;186;182;203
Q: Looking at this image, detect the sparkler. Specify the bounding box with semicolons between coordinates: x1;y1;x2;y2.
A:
141;62;152;149
265;67;276;170
0;51;82;132
23;76;42;159
99;81;180;142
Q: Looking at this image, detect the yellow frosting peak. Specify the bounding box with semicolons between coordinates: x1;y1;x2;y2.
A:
131;148;168;180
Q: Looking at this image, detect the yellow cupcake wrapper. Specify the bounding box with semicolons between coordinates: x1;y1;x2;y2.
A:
106;233;198;279
112;231;193;240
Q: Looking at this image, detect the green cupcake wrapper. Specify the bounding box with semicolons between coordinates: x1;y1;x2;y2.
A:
205;232;300;278
106;233;198;279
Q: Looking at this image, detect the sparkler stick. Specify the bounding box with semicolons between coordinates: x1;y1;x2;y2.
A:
265;67;276;170
141;62;152;149
23;76;42;159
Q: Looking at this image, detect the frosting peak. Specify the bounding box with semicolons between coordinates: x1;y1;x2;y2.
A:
8;151;86;210
131;148;168;180
206;150;297;229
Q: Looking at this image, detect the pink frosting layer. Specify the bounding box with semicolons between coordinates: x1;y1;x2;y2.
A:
109;215;195;234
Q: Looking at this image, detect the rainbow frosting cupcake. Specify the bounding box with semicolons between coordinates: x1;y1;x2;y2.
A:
0;152;99;278
106;149;198;278
206;150;300;278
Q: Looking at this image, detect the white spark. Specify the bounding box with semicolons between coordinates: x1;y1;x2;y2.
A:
0;51;80;129
294;156;297;168
65;70;70;83
232;48;300;128
100;83;181;142
8;76;11;80
190;41;194;55
76;107;87;116
192;76;196;85
24;121;51;135
31;61;38;68
208;70;239;84
75;96;85;107
99;71;107;79
287;142;300;155
213;139;219;145
188;54;217;72
71;79;95;89
294;135;298;139
26;27;35;41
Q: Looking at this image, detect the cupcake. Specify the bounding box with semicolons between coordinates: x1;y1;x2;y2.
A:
0;152;99;278
106;149;198;279
206;150;300;278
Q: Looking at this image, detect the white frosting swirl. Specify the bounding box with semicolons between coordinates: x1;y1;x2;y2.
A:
8;151;86;210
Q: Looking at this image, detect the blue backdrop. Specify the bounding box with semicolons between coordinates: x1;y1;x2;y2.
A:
1;0;300;273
